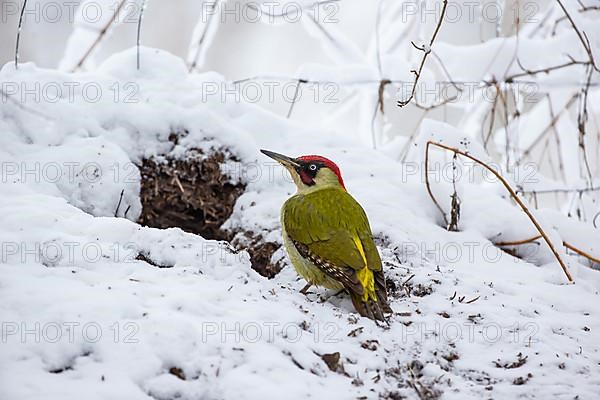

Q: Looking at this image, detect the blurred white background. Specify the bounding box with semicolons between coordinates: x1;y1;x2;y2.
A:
1;0;599;216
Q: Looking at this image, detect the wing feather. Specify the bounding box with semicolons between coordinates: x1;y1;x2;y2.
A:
283;187;391;320
283;187;381;273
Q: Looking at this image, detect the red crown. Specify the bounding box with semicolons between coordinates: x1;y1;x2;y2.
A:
297;155;346;189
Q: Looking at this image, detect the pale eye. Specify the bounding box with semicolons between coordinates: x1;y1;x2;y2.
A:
309;164;317;171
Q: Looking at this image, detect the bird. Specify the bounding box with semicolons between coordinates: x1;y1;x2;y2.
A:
260;149;391;321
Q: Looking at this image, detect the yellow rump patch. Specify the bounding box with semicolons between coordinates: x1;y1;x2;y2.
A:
352;236;368;268
353;235;376;302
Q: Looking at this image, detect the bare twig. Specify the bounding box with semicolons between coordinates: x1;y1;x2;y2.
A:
547;95;566;182
137;0;148;70
173;174;185;194
413;95;457;111
552;4;600;35
377;79;391;114
424;141;449;227
371;79;392;149
497;235;600;267
448;152;460;231
517;186;600;195
555;0;599;71
114;189;125;217
519;93;579;160
577;64;594;186
71;0;127;71
286;79;306;119
402;274;415;286
506;58;590;82
430;50;462;93
426;140;574;282
564;242;600;265
397;0;448;107
189;0;219;72
14;0;28;69
370;100;380;150
495;235;542;246
483;85;500;149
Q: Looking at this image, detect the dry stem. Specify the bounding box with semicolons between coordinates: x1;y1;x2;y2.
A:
71;0;127;71
425;140;574;282
397;0;449;108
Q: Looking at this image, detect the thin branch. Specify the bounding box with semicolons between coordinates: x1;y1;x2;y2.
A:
577;64;594;186
502;0;521;77
430;50;462;92
547;95;567;183
189;0;219;72
553;3;600;35
517;186;600;195
506;58;590;82
555;0;598;71
426;140;574;282
424;141;450;227
231;75;595;88
413;95;457;111
483;85;500;149
137;0;148;71
519;93;579;160
14;0;28;69
286;79;306;119
370;96;380;150
114;189;125;217
397;0;448;107
377;79;391;114
495;235;542;246
71;0;127;71
447;152;461;232
564;242;600;265
497;235;600;267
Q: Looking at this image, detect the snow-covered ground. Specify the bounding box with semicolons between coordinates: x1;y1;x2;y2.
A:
1;49;599;399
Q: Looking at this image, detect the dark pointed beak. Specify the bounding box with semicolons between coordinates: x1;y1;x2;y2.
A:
260;149;301;168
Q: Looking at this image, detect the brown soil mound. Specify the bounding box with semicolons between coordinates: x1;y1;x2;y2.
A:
138;150;243;241
137;147;282;277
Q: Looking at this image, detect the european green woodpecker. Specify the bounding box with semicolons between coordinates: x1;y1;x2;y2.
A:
261;149;391;321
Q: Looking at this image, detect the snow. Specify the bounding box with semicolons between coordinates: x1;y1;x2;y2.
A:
1;47;600;399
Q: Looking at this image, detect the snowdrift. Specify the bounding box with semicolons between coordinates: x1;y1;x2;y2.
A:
1;48;599;399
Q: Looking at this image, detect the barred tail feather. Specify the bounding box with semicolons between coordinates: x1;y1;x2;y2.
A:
374;270;392;314
350;292;385;321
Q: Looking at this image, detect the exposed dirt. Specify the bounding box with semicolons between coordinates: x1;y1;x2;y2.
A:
138;149;244;241
137;146;282;277
231;231;284;278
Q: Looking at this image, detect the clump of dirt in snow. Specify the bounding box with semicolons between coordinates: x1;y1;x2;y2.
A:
383;360;443;400
137;144;283;277
231;231;283;278
139;149;245;240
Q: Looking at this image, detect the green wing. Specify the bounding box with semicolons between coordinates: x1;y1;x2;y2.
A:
282;187;381;273
283;187;391;320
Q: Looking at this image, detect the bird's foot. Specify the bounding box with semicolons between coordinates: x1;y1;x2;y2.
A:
299;283;312;295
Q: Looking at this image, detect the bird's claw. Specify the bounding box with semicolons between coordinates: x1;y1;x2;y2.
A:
299;283;312;296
